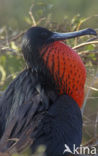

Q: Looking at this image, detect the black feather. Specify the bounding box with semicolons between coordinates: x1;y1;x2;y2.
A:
0;69;82;156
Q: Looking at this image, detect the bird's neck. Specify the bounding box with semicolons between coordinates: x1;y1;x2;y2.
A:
28;58;56;92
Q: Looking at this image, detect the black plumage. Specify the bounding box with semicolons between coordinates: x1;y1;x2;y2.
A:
0;69;82;156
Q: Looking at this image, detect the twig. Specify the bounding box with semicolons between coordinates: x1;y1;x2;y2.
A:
0;71;20;87
78;50;98;55
29;4;37;26
87;36;98;42
37;17;46;25
73;41;98;50
5;29;9;47
87;86;98;91
8;31;25;42
81;71;98;115
8;138;19;143
0;65;6;85
0;48;22;56
0;31;25;47
28;3;46;26
83;136;98;147
94;112;98;138
83;115;93;122
87;97;98;99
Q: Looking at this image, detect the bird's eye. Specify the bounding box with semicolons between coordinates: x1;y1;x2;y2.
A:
40;32;48;39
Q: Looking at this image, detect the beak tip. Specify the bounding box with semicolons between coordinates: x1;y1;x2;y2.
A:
87;28;97;36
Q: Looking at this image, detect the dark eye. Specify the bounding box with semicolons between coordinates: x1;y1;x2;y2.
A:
40;32;48;39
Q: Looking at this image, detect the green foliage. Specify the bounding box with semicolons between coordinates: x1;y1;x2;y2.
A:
0;0;98;29
0;27;25;90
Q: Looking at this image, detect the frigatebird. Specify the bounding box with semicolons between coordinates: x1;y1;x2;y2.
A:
0;27;96;156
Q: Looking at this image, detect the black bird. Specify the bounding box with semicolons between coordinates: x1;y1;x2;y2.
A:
0;27;96;156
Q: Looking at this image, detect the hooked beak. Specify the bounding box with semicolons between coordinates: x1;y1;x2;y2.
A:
49;28;97;41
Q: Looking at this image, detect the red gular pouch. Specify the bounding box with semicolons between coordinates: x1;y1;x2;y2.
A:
40;41;86;108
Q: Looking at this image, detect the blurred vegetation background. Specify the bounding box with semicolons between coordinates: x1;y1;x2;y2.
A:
0;0;98;155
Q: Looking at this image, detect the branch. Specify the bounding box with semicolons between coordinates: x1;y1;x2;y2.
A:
81;71;98;115
0;48;22;56
73;41;98;50
87;36;98;42
87;86;98;91
29;4;37;26
78;50;98;55
83;135;98;147
0;31;25;48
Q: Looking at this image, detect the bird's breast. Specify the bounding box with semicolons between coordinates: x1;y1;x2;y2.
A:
40;41;86;107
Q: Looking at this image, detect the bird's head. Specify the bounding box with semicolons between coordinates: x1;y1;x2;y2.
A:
22;26;96;107
22;27;53;67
